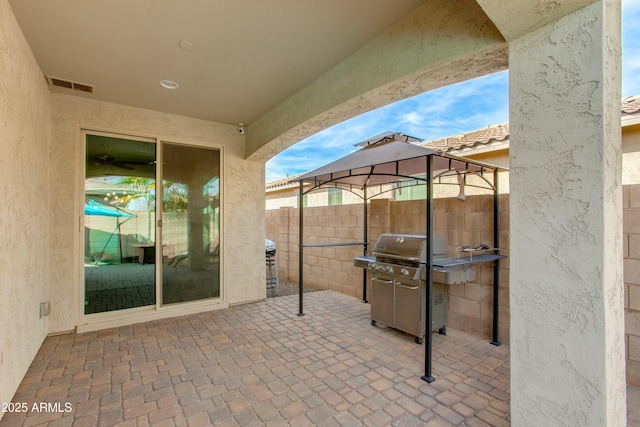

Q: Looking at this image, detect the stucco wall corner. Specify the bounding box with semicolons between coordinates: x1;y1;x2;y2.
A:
0;0;53;415
508;1;625;425
475;0;597;41
223;158;267;305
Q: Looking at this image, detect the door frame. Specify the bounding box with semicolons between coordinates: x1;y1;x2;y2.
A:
77;127;227;332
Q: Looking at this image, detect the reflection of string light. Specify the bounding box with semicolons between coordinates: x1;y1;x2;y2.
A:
102;191;130;204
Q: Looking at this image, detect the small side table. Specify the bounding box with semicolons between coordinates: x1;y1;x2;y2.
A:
132;244;156;265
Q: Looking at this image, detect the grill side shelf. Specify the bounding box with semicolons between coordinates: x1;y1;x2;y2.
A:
431;254;506;271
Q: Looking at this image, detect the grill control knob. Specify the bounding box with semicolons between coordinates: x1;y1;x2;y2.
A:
369;263;377;270
386;266;394;274
400;268;409;277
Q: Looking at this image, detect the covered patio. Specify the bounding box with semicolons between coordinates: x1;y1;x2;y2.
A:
1;290;639;426
0;0;629;423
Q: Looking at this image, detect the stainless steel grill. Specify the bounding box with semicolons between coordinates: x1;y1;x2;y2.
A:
266;239;277;291
355;233;475;343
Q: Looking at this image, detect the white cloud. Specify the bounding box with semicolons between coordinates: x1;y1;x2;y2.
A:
400;111;424;126
266;72;510;181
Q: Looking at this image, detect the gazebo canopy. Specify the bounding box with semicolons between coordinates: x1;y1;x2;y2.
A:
295;131;508;383
298;132;505;195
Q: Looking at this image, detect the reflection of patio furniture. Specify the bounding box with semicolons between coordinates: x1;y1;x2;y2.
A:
169;244;219;267
169;253;188;267
132;244;156;264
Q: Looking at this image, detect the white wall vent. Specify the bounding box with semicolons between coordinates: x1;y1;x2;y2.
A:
47;76;94;93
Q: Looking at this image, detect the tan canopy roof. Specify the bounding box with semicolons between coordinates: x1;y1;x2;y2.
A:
298;135;505;192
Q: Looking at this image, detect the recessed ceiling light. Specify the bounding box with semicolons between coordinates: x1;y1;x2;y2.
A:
178;40;195;51
160;80;179;90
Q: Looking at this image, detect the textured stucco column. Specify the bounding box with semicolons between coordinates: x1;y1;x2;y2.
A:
509;2;625;425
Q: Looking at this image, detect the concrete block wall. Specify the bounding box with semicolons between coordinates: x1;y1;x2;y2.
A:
266;204;367;299
379;194;509;344
266;193;510;343
444;195;510;344
267;186;640;384
625;184;640;385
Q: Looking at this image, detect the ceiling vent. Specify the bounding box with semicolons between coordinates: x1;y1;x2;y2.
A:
47;76;93;93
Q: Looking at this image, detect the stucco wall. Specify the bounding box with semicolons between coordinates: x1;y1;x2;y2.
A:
623;124;640;185
266;187;365;211
508;2;625;424
246;0;507;162
0;0;52;415
49;94;266;333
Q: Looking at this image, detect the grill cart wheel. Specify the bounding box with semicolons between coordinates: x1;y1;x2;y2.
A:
371;320;377;326
415;337;423;345
439;327;446;335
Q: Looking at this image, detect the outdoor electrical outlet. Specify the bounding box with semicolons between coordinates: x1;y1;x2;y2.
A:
39;301;51;318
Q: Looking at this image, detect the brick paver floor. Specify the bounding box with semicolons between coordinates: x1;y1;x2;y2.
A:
0;290;637;426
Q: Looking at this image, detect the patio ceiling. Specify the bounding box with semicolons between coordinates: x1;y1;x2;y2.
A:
8;0;427;126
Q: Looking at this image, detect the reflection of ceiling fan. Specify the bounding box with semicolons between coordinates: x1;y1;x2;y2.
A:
94;145;150;170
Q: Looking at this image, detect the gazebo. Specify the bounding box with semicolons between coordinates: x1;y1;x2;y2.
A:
296;132;507;382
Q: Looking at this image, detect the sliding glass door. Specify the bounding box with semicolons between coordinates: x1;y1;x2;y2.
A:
84;133;157;314
160;142;220;305
83;132;220;315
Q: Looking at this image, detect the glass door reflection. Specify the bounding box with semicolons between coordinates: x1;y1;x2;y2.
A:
84;134;157;314
161;143;220;305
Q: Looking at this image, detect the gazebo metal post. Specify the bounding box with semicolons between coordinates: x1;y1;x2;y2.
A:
422;155;435;383
362;186;368;303
491;169;501;345
298;180;305;316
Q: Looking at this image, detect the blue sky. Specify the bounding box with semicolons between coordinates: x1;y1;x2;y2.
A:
266;1;640;182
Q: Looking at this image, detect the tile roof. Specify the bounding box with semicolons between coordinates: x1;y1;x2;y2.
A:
422;96;640;153
265;173;303;191
266;95;640;187
623;95;640;116
419;123;509;152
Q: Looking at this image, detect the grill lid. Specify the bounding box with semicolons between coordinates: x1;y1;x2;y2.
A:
373;234;425;260
372;233;445;263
